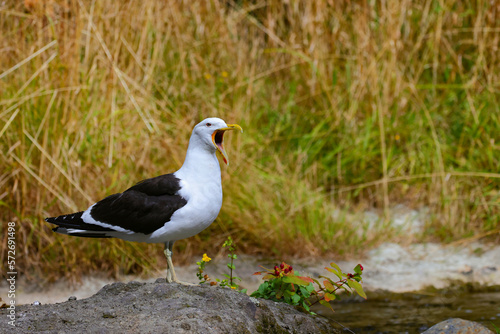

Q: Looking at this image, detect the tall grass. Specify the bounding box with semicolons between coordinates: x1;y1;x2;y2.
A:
1;0;499;283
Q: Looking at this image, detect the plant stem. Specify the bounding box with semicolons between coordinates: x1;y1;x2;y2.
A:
229;251;234;286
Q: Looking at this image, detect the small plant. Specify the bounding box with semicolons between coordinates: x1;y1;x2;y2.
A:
251;262;315;312
311;262;367;312
215;236;246;292
251;261;366;314
196;253;214;285
195;237;247;292
196;239;365;314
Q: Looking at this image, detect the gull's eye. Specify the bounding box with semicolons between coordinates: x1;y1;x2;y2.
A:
206;123;212;127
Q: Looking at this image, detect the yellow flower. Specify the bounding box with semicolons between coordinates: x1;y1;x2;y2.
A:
204;73;212;80
231;286;236;289
202;253;211;262
395;134;401;141
221;71;228;78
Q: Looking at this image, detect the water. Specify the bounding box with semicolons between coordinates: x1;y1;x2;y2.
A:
313;287;500;333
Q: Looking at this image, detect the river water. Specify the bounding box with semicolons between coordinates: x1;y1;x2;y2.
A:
313;287;500;333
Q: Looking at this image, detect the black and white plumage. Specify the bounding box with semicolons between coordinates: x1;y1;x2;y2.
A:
46;117;242;283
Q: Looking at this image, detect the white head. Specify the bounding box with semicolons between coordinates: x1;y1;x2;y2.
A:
190;117;243;165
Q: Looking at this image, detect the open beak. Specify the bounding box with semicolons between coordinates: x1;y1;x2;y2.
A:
212;124;243;165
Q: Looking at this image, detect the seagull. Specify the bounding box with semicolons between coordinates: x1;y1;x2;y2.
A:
45;117;242;284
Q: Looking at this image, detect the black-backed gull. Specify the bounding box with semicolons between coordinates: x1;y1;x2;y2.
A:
46;117;242;283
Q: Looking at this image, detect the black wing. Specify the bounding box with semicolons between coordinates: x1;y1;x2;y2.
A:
89;173;187;234
48;173;187;236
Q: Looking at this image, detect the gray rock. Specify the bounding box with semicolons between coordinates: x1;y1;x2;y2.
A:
0;280;342;333
422;318;494;334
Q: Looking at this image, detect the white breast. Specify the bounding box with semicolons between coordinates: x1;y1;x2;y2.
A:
147;146;223;243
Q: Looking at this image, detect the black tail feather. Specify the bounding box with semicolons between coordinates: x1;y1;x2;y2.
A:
45;211;115;232
52;226;112;238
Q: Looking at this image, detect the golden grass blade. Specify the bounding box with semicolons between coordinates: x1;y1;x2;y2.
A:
23;130;94;204
13;52;58;99
77;0;158;134
0;86;87;107
26;91;58;160
0;40;57;80
449;228;500;246
10;153;77;212
0;108;20;140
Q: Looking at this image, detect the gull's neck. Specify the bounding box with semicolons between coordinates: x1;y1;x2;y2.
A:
175;135;222;183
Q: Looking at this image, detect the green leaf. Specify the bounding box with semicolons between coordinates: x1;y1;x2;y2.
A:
282;275;311;285
302;301;311;312
262;274;275;280
306;284;315;292
299;286;311;298
311;277;321;287
330;262;342;272
325;268;343;280
319;299;335;313
296;275;314;283
347;279;367;299
354;264;363;275
291;293;301;304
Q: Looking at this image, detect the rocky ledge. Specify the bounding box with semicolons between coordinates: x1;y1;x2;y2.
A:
1;279;342;334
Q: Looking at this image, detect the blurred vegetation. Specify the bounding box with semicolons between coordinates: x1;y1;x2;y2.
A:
0;0;499;284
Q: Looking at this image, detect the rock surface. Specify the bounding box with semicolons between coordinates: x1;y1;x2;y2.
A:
6;241;500;306
422;318;494;334
0;280;342;334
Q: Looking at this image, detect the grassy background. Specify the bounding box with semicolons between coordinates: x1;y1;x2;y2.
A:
1;0;499;284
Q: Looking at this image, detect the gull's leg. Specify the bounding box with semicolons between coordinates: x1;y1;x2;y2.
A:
164;242;173;283
163;241;196;285
165;246;178;282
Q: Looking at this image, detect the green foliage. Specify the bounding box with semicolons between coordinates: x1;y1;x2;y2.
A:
196;237;247;293
197;242;366;314
251;262;366;314
216;236;244;291
196;253;212;284
491;322;500;334
251;262;316;312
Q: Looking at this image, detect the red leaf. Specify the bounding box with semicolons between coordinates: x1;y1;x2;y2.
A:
324;292;336;302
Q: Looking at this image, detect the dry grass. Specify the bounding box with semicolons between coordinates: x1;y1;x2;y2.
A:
0;0;499;283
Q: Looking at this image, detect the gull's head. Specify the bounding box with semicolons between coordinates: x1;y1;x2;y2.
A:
192;117;243;165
